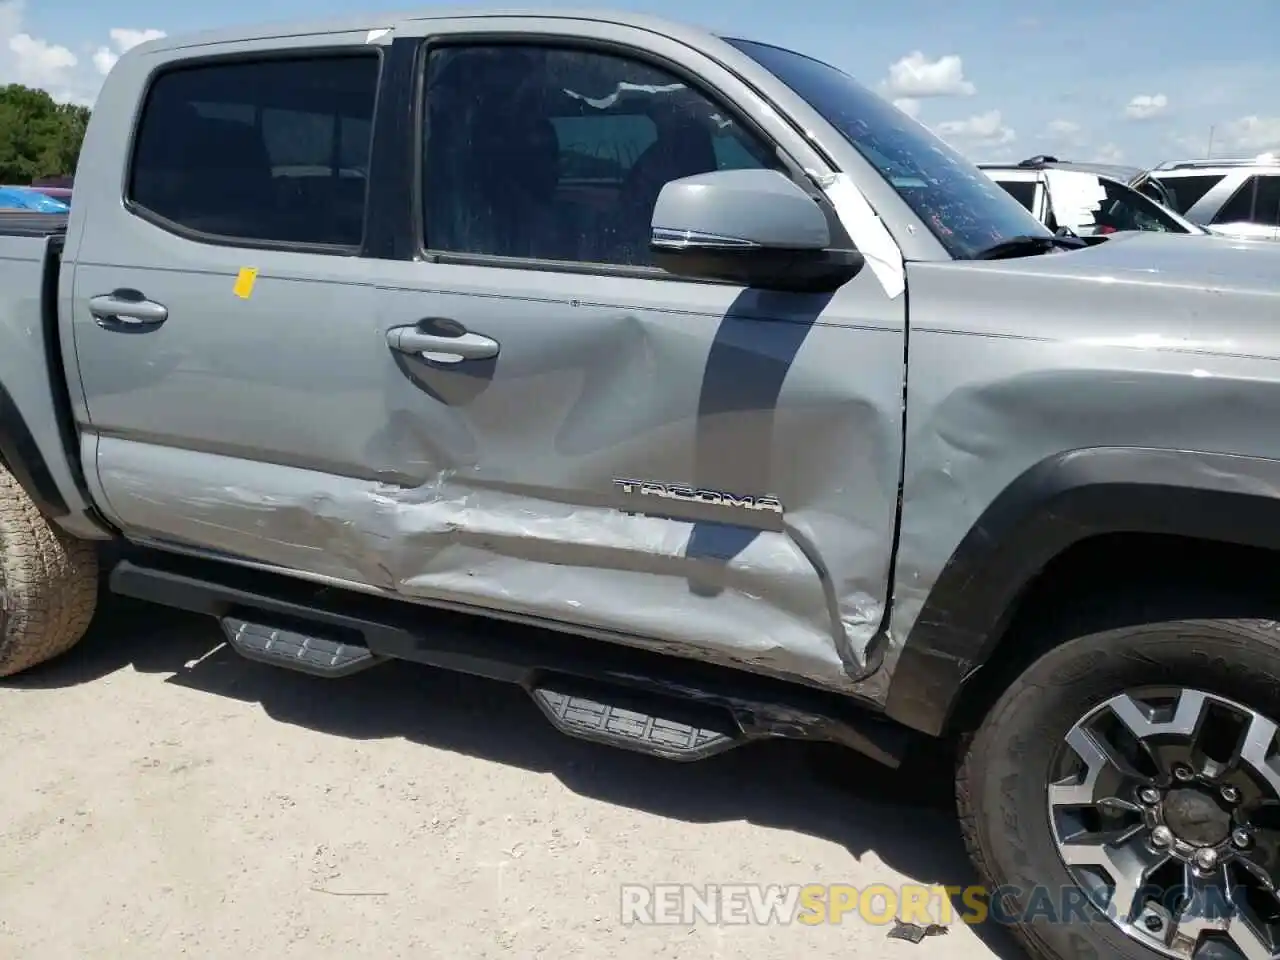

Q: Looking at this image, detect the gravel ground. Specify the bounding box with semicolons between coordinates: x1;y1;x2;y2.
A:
0;596;1026;959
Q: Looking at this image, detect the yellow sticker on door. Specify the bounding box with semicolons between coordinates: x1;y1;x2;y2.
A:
233;267;258;299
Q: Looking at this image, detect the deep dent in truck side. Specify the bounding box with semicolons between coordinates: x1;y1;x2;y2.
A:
8;7;1280;756
68;16;918;708
13;14;1280;960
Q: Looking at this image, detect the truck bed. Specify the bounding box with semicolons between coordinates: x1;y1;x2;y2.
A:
0;210;67;238
0;219;94;527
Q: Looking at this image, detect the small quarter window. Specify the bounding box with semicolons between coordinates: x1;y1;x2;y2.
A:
995;179;1038;213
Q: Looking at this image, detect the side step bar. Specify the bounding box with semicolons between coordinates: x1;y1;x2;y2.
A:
220;616;383;678
531;680;741;761
109;552;913;767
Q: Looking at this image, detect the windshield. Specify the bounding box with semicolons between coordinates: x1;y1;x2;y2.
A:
725;37;1052;259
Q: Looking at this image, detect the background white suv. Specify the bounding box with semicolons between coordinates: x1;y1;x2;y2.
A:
979;155;1205;237
1144;157;1280;241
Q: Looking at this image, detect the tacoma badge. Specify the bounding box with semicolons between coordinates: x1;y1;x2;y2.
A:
612;478;784;514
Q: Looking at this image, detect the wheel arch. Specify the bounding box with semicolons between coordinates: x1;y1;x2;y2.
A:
884;447;1280;738
0;380;69;518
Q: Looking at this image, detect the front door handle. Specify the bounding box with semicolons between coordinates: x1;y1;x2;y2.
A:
89;290;168;328
387;323;500;363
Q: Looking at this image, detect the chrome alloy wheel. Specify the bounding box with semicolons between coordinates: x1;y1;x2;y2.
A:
1049;688;1280;959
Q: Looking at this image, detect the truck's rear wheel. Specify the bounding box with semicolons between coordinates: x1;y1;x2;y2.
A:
0;462;98;677
958;615;1280;960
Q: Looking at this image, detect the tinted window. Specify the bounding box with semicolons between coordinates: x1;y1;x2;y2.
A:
725;38;1050;259
1256;176;1280;226
129;55;379;247
994;179;1037;213
421;45;779;266
1151;174;1223;214
1214;177;1257;223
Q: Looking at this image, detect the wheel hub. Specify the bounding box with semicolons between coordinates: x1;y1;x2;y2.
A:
1048;687;1280;959
1163;787;1233;848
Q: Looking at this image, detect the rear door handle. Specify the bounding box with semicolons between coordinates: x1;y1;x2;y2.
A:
387;324;500;363
89;290;168;328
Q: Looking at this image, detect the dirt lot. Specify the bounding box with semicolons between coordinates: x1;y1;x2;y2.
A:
0;595;1024;959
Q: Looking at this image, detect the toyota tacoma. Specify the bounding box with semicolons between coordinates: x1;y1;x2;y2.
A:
4;9;1280;959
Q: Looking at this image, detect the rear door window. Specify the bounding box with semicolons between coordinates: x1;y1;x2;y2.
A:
128;53;380;248
1251;175;1280;227
1213;177;1257;224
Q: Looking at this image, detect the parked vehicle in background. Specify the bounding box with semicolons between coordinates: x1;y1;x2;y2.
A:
29;176;73;204
979;155;1205;236
28;186;72;203
0;186;70;213
8;11;1280;960
1145;156;1280;240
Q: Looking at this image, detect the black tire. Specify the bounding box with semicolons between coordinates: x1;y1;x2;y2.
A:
0;461;99;677
957;614;1280;960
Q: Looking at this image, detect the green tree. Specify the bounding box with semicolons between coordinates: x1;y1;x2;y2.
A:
0;84;90;184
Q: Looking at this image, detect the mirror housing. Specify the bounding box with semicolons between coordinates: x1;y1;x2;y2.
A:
649;169;863;293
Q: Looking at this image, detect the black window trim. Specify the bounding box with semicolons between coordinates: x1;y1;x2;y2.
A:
122;44;386;257
409;31;851;282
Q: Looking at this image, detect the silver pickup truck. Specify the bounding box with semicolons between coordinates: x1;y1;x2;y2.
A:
5;10;1280;959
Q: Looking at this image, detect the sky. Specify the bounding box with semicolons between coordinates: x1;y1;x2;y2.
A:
3;0;1278;169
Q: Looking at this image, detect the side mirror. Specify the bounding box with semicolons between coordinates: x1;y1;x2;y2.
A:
649;169;864;293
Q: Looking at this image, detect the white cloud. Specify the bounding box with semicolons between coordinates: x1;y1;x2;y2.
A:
1124;93;1169;121
1044;119;1085;148
1095;143;1125;163
934;110;1016;150
0;0;76;99
7;32;74;87
93;27;165;77
0;1;163;104
893;97;921;118
881;51;976;99
1212;116;1280;155
90;47;114;77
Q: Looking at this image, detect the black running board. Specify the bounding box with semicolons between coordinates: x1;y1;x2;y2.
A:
109;552;911;767
220;615;383;677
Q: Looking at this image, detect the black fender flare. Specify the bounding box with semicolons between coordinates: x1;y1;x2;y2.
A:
0;382;68;518
883;447;1280;736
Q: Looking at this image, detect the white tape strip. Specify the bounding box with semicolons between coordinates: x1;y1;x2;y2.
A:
811;171;905;299
1043;169;1106;233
